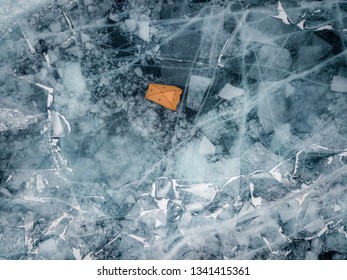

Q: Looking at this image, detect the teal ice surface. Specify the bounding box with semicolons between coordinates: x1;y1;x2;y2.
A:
0;0;347;260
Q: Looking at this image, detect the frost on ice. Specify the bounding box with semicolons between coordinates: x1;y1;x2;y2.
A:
0;0;347;261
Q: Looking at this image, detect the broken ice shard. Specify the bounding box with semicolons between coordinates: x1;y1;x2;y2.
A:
187;75;212;111
138;21;150;42
124;19;136;32
218;83;245;101
331;76;347;93
199;136;215;155
50;111;71;137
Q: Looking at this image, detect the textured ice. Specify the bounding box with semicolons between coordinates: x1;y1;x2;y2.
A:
0;228;25;258
62;63;86;96
0;0;347;261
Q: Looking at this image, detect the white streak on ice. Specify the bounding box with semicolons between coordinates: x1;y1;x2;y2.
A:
293;150;304;178
23;195;48;202
128;234;150;248
317;25;333;31
296;192;309;206
21;30;36;54
63;11;74;33
44;211;69;236
311;144;329;151
217;11;248;67
327;157;333;165
262;237;278;254
5;174;12;183
305;221;334;240
44;52;51;68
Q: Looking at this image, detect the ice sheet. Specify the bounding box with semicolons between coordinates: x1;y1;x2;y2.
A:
0;0;347;260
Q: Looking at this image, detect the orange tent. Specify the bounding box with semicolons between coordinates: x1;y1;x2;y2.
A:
145;83;182;111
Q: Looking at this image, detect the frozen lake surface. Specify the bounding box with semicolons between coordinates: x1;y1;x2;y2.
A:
0;0;347;260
